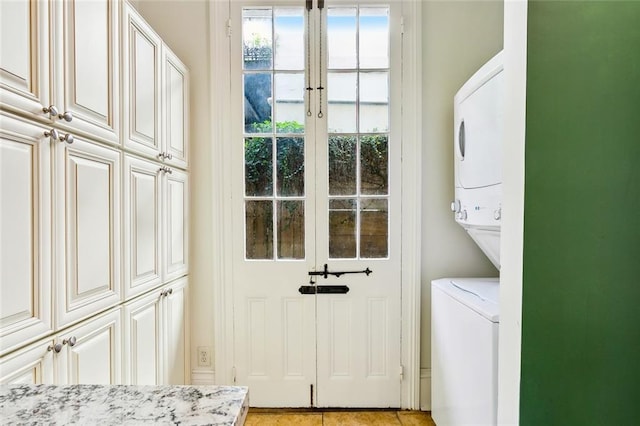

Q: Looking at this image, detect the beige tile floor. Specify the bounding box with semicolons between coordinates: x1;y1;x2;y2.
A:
245;409;436;426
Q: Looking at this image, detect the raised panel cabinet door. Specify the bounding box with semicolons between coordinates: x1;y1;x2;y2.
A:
52;0;119;144
162;278;188;385
163;169;189;282
0;338;54;385
53;136;121;329
162;47;189;169
57;308;121;385
122;4;162;158
123;290;162;385
0;0;51;121
0;113;52;356
123;155;162;299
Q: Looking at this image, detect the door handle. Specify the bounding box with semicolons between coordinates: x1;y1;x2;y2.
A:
308;263;372;279
298;285;350;295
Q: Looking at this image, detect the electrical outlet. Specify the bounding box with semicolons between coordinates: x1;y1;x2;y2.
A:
197;346;211;367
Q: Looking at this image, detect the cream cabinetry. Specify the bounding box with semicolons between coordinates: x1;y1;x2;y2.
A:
54;136;121;329
0;114;52;356
0;0;119;144
1;0;190;386
123;156;188;299
122;3;189;168
0;308;121;385
123;277;189;385
1;112;121;349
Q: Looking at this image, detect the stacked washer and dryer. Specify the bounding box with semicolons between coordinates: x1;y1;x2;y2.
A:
431;51;504;426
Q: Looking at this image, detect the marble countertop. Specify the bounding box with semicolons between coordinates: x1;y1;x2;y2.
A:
0;384;248;425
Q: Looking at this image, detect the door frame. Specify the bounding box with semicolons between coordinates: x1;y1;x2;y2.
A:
208;0;422;409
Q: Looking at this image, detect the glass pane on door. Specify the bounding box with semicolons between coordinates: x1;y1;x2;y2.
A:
243;7;306;260
326;5;390;259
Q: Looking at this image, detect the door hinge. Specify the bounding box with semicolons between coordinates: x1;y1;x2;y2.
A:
400;16;405;35
399;365;404;381
310;384;314;407
232;366;237;384
226;19;232;37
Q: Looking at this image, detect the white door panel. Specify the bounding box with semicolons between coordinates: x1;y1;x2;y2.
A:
0;338;54;385
0;1;50;120
53;0;119;144
123;155;162;299
163;278;188;385
54;137;121;329
162;48;189;169
58;309;121;385
122;4;162;158
123;290;162;385
0;114;52;356
164;169;188;281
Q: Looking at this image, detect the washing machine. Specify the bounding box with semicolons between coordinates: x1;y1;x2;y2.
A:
431;278;499;426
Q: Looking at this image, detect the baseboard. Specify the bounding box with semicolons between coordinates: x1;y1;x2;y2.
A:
420;368;432;411
191;369;216;385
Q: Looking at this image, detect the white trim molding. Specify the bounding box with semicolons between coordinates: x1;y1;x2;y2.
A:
400;0;423;410
210;0;235;386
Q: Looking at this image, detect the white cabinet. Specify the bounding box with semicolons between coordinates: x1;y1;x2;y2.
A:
123;155;163;298
122;3;189;168
0;113;52;356
161;47;189;169
163;278;189;385
0;0;119;144
0;338;55;385
163;167;189;282
122;4;162;159
53;136;121;329
0;0;190;386
0;308;121;385
123;156;188;299
0;0;51;119
123;278;188;385
57;308;122;384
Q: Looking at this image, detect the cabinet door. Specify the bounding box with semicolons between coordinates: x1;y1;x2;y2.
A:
57;308;121;385
122;4;162;159
123;155;162;299
54;136;121;329
123;290;162;385
162;278;188;385
0;113;52;356
162;47;189;169
51;0;119;144
0;338;54;385
0;0;51;120
163;168;189;281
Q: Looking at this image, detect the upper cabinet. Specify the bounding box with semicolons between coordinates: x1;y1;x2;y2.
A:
0;0;51;120
122;4;189;168
0;0;120;144
122;4;162;158
53;0;120;144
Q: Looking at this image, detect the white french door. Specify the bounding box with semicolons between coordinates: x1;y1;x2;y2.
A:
230;0;401;407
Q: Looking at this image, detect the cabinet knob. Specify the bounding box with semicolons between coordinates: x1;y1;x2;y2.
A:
42;105;59;118
63;336;77;347
58;133;74;144
48;343;63;353
58;111;73;122
159;152;174;161
44;128;60;140
159;166;173;174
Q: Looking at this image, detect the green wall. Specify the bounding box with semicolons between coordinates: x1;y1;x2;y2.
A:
521;1;640;424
